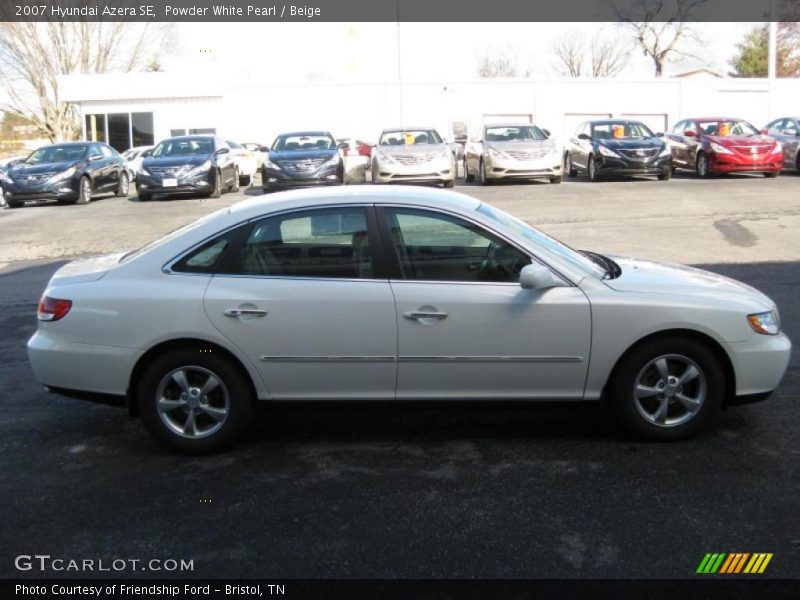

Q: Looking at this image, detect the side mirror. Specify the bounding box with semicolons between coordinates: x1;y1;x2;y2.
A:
141;150;152;158
655;132;664;137
684;130;697;138
258;146;269;152
577;133;591;141
214;147;230;155
337;142;350;150
519;263;561;291
542;128;550;138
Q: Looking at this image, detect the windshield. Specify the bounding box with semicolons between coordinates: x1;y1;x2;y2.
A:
697;120;759;136
379;129;443;146
485;126;547;142
477;204;606;278
592;122;654;139
152;137;214;158
119;208;230;264
26;145;88;164
272;134;335;151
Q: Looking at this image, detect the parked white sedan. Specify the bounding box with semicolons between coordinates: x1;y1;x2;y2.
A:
28;186;791;452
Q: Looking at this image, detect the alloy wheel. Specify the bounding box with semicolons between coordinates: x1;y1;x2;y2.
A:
119;173;129;196
155;366;230;439
79;177;92;203
697;154;708;177
633;354;707;428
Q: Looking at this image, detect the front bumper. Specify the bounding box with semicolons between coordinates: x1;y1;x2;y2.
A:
595;154;672;176
262;162;342;188
372;157;455;184
724;331;792;399
709;153;782;174
485;155;563;180
136;170;214;195
2;179;80;202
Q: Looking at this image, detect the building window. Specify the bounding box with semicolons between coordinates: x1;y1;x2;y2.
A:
131;112;155;147
107;113;130;153
85;114;106;143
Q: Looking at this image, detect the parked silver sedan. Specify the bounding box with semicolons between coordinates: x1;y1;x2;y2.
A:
464;124;563;184
27;186;791;452
371;127;456;187
763;117;800;172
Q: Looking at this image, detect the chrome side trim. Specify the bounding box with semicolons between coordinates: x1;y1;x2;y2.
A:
260;356;396;363
398;356;584;363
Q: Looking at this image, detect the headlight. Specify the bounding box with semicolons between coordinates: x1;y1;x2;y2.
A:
0;170;12;184
376;151;395;164
487;147;507;160
747;310;779;335
186;160;212;178
138;165;151;177
709;142;733;155
263;157;280;169
659;144;671;157
440;147;453;160
772;142;783;153
47;167;76;183
598;145;619;158
324;154;340;166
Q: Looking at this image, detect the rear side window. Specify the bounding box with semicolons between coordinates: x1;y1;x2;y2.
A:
172;229;237;274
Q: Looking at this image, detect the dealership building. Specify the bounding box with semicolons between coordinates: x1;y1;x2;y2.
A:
59;72;800;152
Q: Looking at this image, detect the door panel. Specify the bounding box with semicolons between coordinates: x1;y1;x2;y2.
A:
392;282;591;399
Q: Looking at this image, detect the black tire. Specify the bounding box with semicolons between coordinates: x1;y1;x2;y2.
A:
463;158;475;182
137;348;254;453
115;172;130;197
609;336;724;441
658;169;672;181
796;152;800;173
588;154;601;182
76;176;92;204
239;173;251;187
696;152;711;178
443;179;455;188
209;170;222;198
550;175;563;184
371;162;379;184
138;190;152;202
229;168;240;192
565;153;578;178
6;200;24;209
764;170;778;178
479;159;490;185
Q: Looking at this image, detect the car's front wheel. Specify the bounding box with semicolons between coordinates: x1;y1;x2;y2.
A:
76;176;92;204
609;336;724;441
588;154;601;182
138;348;254;453
115;172;129;197
696;152;710;178
463;158;474;182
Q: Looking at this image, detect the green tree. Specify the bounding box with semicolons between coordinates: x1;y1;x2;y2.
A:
729;24;800;78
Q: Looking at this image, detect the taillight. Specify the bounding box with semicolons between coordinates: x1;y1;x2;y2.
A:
37;295;72;322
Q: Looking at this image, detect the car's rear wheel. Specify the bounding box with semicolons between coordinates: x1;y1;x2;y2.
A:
115;172;129;197
463;158;474;182
76;176;92;204
696;152;710;178
609;336;724;441
588;155;601;182
138;349;254;453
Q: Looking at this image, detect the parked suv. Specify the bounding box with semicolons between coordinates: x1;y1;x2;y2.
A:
1;142;129;208
136;136;238;201
666;117;782;178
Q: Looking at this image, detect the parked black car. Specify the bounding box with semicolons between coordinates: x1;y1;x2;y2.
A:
565;120;672;182
1;142;129;208
262;131;343;193
136;135;238;201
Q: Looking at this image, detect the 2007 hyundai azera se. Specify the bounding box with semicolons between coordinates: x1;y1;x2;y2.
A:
28;186;791;452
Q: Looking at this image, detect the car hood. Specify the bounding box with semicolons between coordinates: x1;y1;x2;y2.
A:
705;135;776;148
604;256;773;310
378;144;449;156
269;149;337;161
143;155;211;168
486;140;557;153
9;161;78;175
597;137;664;150
49;252;128;286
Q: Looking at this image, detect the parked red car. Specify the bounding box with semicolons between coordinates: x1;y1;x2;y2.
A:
666;117;783;177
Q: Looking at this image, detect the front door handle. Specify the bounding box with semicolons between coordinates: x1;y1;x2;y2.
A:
404;310;448;321
224;308;267;317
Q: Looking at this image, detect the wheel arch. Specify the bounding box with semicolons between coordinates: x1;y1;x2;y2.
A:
602;328;736;408
126;337;263;418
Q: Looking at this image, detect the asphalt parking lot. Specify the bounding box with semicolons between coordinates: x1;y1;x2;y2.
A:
1;175;799;578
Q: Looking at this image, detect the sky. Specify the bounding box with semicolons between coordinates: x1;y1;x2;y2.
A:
163;22;757;83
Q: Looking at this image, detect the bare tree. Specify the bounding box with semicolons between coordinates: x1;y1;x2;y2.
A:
0;15;172;142
551;32;585;77
615;0;705;77
551;30;630;77
475;45;519;78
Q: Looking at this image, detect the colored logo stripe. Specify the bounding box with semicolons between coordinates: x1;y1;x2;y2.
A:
697;553;772;574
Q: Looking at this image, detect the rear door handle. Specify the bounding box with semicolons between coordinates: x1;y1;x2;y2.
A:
224;308;267;317
404;311;448;321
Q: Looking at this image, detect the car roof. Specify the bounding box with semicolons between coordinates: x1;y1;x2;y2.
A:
381;126;438;132
228;185;481;219
276;131;332;137
686;117;741;122
586;119;645;125
484;123;538;129
160;135;215;142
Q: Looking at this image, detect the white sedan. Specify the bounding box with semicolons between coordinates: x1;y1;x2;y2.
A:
28;186;791;452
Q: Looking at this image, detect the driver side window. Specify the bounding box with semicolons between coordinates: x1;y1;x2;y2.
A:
384;208;530;283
